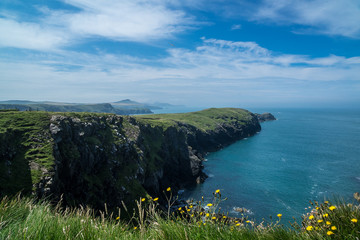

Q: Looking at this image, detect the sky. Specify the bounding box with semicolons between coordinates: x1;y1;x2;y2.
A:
0;0;360;108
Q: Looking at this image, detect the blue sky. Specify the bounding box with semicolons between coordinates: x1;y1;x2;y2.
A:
0;0;359;108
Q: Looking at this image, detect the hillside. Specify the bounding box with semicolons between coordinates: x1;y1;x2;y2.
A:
0;108;261;211
0;100;157;115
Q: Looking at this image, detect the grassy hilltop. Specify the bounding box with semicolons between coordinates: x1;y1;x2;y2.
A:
135;108;253;131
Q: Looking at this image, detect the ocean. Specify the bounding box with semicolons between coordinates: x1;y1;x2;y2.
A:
154;107;360;224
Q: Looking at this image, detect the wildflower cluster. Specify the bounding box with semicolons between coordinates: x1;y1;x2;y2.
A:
115;188;360;238
174;189;258;231
301;199;360;238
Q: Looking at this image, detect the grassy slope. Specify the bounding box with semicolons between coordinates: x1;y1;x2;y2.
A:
1;194;359;239
0;111;54;194
134;108;253;132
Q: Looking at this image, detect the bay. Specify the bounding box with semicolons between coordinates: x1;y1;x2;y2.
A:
178;108;360;224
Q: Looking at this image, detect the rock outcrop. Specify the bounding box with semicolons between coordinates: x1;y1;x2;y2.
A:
0;108;263;211
255;112;276;122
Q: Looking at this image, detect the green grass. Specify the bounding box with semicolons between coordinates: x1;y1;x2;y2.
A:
0;111;54;193
134;108;253;132
1;191;359;239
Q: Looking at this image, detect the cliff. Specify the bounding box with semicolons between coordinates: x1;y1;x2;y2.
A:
0;108;261;210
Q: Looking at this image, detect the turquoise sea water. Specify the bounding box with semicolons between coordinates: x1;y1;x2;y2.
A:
182;108;360;223
158;107;360;224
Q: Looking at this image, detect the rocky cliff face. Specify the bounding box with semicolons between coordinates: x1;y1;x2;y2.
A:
0;108;261;211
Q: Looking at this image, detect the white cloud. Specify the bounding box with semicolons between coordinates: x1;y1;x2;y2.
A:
0;0;197;51
1;37;359;106
253;0;360;38
231;24;241;30
57;0;196;41
0;18;67;50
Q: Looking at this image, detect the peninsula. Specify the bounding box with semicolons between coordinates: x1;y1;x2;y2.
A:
0;108;274;211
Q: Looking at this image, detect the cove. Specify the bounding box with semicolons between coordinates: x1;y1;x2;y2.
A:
182;108;360;224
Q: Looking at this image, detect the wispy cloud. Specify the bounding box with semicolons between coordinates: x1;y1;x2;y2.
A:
0;18;68;50
0;0;198;51
252;0;360;38
57;0;196;41
231;24;241;30
1;38;359;105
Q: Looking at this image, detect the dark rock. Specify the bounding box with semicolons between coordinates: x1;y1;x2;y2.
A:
255;113;276;122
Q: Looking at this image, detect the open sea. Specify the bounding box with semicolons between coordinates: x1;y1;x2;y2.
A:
153;107;360;224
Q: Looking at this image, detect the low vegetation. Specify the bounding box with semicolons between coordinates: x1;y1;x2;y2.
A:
135;108;253;131
0;111;54;194
1;190;359;239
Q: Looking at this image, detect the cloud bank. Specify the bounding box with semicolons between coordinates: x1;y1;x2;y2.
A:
1;38;359;106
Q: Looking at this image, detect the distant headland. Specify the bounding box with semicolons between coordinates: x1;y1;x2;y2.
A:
0;99;178;115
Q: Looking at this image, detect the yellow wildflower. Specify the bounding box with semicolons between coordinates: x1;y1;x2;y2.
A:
166;187;171;192
134;227;137;230
318;220;323;223
331;226;337;230
187;209;191;212
236;223;241;226
324;201;329;204
277;213;282;218
323;213;329;217
306;226;313;231
329;206;336;211
246;220;250;223
212;216;216;220
316;207;319;210
327;231;334;235
215;189;220;194
309;215;314;220
351;218;358;223
178;207;182;211
153;198;159;201
326;221;331;225
116;216;120;220
189;205;193;208
207;203;213;207
206;213;210;217
223;216;227;219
